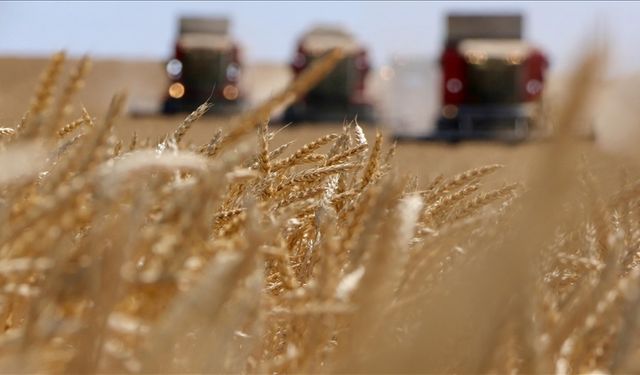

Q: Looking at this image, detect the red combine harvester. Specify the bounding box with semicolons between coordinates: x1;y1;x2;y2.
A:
162;17;244;114
283;26;376;123
431;14;549;142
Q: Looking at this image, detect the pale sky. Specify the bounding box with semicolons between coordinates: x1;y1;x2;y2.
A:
1;1;639;75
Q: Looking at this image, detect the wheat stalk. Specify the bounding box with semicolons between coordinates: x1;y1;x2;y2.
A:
57;115;86;138
0;49;633;375
0;128;15;136
171;101;212;144
359;131;383;190
272;133;339;171
50;55;92;133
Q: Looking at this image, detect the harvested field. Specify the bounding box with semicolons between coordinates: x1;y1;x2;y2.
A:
0;56;615;184
0;55;635;172
113;115;601;183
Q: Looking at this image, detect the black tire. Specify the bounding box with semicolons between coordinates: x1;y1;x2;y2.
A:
436;117;460;132
162;99;183;115
446;136;461;144
283;105;304;124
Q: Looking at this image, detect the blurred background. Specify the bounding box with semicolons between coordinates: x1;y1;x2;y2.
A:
0;1;639;148
2;2;639;73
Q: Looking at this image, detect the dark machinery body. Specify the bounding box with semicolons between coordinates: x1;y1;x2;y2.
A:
283;26;376;124
162;17;244;115
399;14;549;142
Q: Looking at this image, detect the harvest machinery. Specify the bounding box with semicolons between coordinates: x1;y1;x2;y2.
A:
418;14;550;142
282;25;376;123
162;17;244;114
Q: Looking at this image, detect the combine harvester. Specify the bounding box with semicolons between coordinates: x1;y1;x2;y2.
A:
282;25;376;123
162;17;245;114
396;13;550;142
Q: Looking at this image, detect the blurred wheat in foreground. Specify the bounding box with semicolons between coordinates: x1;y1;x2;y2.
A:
0;49;639;374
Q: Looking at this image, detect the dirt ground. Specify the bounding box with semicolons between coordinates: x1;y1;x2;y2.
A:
0;56;635;186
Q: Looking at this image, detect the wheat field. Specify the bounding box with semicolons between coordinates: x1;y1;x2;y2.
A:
0;49;638;374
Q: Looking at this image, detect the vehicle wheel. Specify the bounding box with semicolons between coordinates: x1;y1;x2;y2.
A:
436;117;459;133
446;135;461;144
162;99;181;114
283;104;305;124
